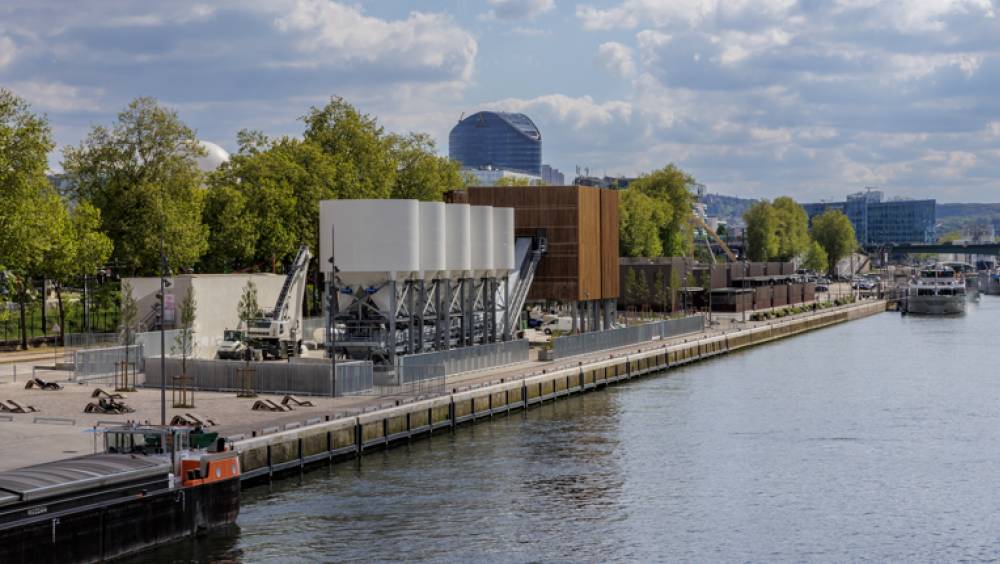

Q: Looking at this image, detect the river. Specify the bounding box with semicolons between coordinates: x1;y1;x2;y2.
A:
136;300;1000;562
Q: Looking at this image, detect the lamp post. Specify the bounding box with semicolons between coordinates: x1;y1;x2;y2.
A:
159;236;166;427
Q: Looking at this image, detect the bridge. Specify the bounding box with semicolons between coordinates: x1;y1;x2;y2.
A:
867;242;1000;255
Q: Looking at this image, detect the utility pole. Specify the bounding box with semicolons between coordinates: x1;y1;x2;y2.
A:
159;236;166;427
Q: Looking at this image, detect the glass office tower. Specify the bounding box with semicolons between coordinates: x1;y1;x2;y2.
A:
449;111;542;176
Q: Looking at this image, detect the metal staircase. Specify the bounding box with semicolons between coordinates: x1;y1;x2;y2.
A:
504;235;546;333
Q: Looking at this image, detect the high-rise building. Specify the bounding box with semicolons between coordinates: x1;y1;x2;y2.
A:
449;111;542;175
802;190;936;245
541;164;565;185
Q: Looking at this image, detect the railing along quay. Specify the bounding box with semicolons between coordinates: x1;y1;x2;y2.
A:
230;300;887;483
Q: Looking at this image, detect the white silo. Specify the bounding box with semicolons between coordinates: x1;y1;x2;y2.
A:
419;202;447;281
319;199;420;313
470;205;495;277
492;207;516;275
445;204;472;278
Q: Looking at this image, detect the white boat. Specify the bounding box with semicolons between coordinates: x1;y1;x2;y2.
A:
905;266;966;315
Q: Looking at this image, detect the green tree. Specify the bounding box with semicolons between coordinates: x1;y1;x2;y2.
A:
0;89;57;349
628;164;696;256
492;176;542;186
624;268;641;304
303;96;396;199
390;132;464;199
237;280;261;331
743;200;779;262
619;189;665;257
204;135;339;272
42;198;113;343
118;281;139;374
810;209;857;275
803;240;828;273
172;285;197;376
772;196;810;260
652;270;667;312
62;97;208;274
668;268;681;313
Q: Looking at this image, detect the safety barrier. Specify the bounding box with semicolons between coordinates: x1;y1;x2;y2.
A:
144;357;374;396
73;344;143;382
397;340;529;376
231;301;886;481
552;315;705;358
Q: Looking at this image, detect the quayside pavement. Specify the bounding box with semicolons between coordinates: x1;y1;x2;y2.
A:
0;298;884;472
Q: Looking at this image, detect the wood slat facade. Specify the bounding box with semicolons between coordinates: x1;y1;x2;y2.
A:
448;186;620;302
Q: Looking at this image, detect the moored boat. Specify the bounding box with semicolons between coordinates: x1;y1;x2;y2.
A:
0;425;240;563
904;266;966;315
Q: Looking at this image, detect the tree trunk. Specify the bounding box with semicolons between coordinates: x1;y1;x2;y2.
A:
55;283;66;346
18;290;28;351
40;280;46;341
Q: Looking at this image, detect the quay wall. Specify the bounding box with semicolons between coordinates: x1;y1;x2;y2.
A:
231;301;887;482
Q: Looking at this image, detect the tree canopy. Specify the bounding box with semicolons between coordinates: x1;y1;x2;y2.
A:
743;200;779;262
742;196;811;262
62;97;208;275
618;164;696;258
203;99;464;272
810;209;857;275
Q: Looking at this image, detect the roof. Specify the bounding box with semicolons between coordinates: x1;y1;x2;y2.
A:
465;111;541;141
0;454;169;507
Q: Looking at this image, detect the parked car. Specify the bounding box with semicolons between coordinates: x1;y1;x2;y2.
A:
815;284;829;292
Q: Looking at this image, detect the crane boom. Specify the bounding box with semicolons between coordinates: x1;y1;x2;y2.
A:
690;215;738;261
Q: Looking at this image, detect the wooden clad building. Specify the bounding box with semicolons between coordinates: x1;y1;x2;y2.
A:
448;186;620;303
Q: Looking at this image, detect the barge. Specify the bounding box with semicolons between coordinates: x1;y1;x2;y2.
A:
0;425;240;563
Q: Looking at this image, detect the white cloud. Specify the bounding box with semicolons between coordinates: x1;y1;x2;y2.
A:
596;42;636;78
576;0;796;30
491;94;633;130
8;81;104;112
0;35;16;68
481;0;556;21
274;0;477;81
717;28;792;65
834;0;994;33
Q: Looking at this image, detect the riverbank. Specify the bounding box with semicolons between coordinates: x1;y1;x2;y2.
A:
231;300;886;481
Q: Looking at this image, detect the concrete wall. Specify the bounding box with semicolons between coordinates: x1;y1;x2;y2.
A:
124;273;286;358
231;300;888;481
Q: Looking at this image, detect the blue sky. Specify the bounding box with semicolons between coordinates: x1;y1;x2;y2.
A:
2;0;999;202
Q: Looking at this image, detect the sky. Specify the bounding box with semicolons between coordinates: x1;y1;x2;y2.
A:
1;0;999;202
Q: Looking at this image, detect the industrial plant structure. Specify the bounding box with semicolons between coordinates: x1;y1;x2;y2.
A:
448;185;621;331
319;199;544;364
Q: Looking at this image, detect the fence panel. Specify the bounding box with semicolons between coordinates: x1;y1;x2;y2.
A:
135;330;182;359
553;315;705;358
397;340;529;376
73;344;143;383
143;357;373;397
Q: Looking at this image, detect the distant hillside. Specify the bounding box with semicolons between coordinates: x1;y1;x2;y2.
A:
701;193;757;226
935;203;1000;234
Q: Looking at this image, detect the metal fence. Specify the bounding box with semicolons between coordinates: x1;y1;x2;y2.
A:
397;340;530;376
372;365;447;397
552;315;705;358
73;344;144;383
144;357;374;397
134;330;182;359
64;332;120;349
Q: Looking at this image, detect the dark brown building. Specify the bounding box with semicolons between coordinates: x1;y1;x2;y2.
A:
447;186;620;303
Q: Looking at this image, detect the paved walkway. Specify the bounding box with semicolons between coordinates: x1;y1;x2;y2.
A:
0;295;878;471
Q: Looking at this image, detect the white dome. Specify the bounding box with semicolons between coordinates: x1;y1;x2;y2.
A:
194;140;230;172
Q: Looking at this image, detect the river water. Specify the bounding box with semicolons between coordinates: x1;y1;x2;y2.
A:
140;300;1000;562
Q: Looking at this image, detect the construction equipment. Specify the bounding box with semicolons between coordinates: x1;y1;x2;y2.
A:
691;214;738;262
216;329;260;361
247;244;312;360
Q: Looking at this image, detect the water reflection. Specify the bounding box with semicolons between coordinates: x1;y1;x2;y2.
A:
143;300;1000;561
